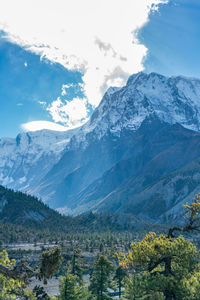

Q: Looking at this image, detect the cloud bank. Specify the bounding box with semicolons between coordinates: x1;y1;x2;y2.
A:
0;0;168;130
21;121;68;132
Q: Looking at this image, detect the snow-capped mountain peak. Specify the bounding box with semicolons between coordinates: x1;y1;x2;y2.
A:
2;72;200;211
69;72;200;149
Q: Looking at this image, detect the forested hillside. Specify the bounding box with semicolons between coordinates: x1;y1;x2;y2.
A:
0;185;159;244
0;193;200;299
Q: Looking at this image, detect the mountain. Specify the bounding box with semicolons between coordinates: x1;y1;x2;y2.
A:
0;129;77;192
2;72;200;223
66;119;200;222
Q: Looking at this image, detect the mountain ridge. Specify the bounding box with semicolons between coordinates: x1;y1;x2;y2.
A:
1;72;200;223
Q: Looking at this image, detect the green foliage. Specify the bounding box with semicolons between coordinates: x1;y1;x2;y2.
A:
89;255;114;300
127;232;197;271
123;274;157;300
32;285;51;299
36;246;63;284
113;265;127;298
22;289;37;300
71;247;83;284
2;188;200;299
122;232;200;299
119;194;200;299
59;269;90;300
0;250;24;299
184;192;200;223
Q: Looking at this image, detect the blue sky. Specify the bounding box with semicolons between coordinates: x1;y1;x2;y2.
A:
140;0;200;77
0;0;200;137
0;36;83;137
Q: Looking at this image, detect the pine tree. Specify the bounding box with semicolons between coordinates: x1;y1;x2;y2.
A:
36;246;63;284
59;269;89;300
89;255;114;300
113;265;127;298
71;247;83;284
0;250;24;299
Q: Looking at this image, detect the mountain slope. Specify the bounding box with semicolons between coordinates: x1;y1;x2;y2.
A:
2;72;200;222
0;129;77;192
33;72;200;216
64;118;200;220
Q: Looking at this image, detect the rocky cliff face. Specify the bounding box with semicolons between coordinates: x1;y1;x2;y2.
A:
2;72;200;223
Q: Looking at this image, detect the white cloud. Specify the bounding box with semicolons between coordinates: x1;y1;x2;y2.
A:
47;97;89;128
38;101;47;107
0;0;168;128
61;84;74;96
21;120;67;132
24;61;28;67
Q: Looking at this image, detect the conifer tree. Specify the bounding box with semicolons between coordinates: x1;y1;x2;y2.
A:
36;246;63;284
89;255;114;300
71;247;83;284
59;269;89;300
113;265;127;298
